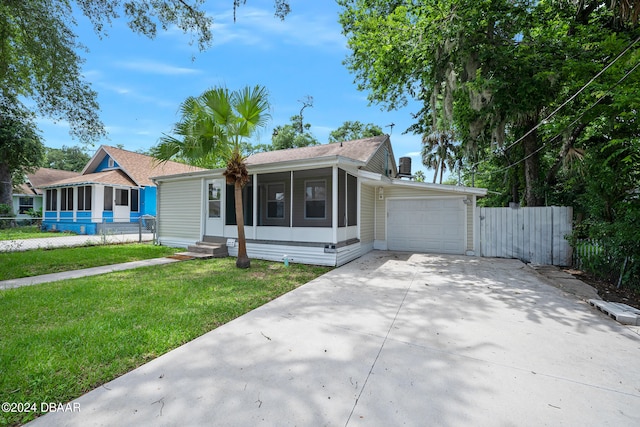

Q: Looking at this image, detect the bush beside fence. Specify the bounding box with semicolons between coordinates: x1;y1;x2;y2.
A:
573;239;637;290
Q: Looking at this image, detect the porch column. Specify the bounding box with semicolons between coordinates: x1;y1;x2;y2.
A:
252;173;258;240
332;166;338;244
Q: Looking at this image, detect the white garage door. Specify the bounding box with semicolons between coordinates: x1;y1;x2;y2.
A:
387;198;465;254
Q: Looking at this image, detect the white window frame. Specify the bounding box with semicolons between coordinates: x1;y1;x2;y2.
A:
208;182;221;218
304;179;327;220
266;183;285;219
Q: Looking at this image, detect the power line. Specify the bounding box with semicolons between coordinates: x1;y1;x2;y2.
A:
472;57;640;178
494;34;640;156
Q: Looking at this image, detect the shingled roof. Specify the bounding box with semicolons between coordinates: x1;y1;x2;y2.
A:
42;170;137;188
13;168;80;195
245;135;390;166
80;145;206;187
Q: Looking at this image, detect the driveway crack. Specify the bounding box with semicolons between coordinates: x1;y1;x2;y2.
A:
344;272;415;426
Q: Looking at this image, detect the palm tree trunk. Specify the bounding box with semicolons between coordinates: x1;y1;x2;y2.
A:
432;159;440;183
439;161;445;184
234;180;250;268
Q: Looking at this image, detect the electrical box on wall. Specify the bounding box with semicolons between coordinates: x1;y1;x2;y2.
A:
324;244;336;253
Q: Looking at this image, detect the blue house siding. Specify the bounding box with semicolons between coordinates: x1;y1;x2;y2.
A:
95;156;119;172
142;187;157;216
103;211;114;222
41;145;198;235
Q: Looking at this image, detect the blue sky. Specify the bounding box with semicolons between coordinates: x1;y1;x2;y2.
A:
38;0;428;176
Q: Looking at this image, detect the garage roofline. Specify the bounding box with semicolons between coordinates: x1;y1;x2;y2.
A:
358;170;487;196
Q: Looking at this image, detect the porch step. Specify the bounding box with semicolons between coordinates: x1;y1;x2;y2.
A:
186;242;229;258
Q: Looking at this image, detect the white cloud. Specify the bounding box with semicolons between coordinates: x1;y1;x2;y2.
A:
207;6;347;51
115;60;202;75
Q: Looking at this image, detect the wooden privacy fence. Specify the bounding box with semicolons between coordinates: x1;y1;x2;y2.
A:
478;206;573;266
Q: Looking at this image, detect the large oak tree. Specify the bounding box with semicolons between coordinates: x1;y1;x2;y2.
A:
0;1;290;213
338;0;640;206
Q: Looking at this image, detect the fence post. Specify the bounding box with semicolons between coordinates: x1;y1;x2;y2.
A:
138;217;142;243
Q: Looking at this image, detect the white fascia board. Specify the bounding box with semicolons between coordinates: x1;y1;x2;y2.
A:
358;170;393;184
247;156;364;174
152;155;365;183
151;168;225;184
389;179;488;196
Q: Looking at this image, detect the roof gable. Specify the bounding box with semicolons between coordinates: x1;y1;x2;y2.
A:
82;145;206;187
44;170;137;188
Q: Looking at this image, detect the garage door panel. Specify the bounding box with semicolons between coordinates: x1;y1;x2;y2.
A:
387;198;465;254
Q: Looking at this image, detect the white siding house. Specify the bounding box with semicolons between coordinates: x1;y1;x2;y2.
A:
153;136;487;266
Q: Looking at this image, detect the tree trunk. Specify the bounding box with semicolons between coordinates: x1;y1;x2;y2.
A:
432;159;440;183
522;120;544;206
545;123;587;185
439;161;445;184
0;162;13;209
234;180;250;268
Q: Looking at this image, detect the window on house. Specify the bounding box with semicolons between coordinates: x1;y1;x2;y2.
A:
267;183;285;219
208;183;221;218
108;157;115;168
46;189;57;211
19;197;34;214
77;186;92;211
131;189;139;212
60;188;73;211
115;189;129;206
104;187;113;211
305;180;326;219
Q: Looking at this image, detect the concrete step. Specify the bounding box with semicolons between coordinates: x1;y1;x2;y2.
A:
186;242;228;258
174;252;214;259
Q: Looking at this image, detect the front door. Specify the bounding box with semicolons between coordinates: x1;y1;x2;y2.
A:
113;188;131;222
205;179;224;236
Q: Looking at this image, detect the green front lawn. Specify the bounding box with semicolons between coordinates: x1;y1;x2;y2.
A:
0;244;177;281
0;225;75;241
0;258;331;426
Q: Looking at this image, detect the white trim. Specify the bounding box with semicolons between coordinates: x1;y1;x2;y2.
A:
471;195;479;256
356;176;361;241
332;166;338;243
266;182;286;219
304;179;328;220
252;173;258;240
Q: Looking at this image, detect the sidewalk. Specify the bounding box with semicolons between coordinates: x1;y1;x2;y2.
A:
0;257;181;290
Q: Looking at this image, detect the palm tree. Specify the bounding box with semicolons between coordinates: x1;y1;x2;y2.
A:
421;130;457;184
152;85;270;268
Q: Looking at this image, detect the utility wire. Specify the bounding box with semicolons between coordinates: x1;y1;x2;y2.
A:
494;34;640;157
472;58;640;178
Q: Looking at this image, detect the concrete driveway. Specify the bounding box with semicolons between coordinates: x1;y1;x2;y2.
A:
28;252;640;426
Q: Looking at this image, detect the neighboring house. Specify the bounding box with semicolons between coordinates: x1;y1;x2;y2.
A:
152;135;487;266
41;146;204;235
12;168;80;218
